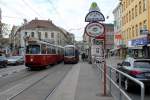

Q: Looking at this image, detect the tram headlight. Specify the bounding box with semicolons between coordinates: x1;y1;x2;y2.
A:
30;58;33;62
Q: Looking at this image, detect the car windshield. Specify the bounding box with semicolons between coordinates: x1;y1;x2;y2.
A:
134;61;150;68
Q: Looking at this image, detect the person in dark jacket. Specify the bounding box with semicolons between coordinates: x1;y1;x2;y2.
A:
82;53;85;61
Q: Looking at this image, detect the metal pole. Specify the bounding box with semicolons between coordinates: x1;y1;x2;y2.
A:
103;32;107;95
109;67;112;95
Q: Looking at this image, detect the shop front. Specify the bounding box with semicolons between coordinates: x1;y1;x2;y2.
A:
129;36;149;58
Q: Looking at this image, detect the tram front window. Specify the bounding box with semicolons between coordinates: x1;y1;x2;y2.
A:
26;45;40;54
65;47;74;56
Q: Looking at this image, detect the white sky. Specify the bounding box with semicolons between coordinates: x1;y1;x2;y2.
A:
0;0;119;41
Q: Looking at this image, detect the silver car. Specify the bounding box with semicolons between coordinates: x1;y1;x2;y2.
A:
7;56;24;65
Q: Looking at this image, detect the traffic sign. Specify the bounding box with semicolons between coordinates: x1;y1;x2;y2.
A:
85;11;105;22
85;22;105;38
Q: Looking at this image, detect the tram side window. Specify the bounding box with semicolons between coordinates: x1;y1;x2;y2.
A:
58;48;60;55
52;46;56;54
26;45;40;54
41;45;47;54
61;48;64;55
47;47;52;54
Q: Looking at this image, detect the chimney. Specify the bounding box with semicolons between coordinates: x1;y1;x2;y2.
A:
35;17;38;20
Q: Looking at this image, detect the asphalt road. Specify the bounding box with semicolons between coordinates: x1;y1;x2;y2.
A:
0;63;73;100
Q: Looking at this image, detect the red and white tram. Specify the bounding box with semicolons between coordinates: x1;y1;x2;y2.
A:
25;40;64;69
64;45;79;64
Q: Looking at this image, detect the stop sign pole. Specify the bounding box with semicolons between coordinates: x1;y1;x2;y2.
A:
85;2;107;96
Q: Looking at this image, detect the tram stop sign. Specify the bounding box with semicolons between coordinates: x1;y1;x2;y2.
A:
85;22;105;38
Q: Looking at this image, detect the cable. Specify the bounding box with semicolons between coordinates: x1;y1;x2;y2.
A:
2;15;24;20
21;0;42;18
47;0;61;17
0;2;27;18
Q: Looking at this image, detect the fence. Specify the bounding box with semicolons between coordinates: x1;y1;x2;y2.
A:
94;62;145;100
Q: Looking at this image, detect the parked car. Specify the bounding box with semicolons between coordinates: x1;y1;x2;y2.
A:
117;57;150;91
0;54;7;68
7;56;24;65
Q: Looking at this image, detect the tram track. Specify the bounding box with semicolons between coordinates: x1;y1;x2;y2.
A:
44;65;72;100
3;64;73;100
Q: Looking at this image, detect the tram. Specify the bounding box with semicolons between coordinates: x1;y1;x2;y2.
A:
64;45;79;64
25;40;64;69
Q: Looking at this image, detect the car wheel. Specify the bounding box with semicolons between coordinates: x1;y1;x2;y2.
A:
125;79;130;92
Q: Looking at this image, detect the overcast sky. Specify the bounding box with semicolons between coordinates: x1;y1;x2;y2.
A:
0;0;119;41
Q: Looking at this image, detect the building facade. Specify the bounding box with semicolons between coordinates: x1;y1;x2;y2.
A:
113;3;127;58
0;8;2;38
120;0;150;58
12;19;72;55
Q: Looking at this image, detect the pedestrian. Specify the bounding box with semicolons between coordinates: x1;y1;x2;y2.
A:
82;53;85;61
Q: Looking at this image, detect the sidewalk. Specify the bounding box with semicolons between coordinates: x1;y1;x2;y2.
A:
47;61;114;100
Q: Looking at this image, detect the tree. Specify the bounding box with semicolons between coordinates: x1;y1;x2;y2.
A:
0;23;11;38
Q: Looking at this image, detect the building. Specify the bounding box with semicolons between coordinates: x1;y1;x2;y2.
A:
83;23;114;62
120;0;150;58
113;3;126;58
13;19;72;55
0;8;2;38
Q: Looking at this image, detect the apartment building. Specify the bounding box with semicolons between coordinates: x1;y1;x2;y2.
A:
120;0;150;58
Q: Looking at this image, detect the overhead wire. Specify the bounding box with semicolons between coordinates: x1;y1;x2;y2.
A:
21;0;43;18
0;1;27;18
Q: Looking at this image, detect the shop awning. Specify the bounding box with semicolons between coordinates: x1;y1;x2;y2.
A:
128;46;143;49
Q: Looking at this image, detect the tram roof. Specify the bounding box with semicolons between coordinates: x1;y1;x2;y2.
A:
28;40;63;48
64;45;76;48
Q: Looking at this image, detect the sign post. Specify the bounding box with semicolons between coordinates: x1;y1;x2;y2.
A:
85;2;107;96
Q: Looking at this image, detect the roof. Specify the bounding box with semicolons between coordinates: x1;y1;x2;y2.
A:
20;19;59;31
64;45;75;47
16;19;69;39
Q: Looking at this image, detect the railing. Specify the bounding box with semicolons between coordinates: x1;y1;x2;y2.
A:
94;62;145;100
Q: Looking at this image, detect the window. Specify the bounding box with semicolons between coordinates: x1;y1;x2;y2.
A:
96;48;99;53
135;5;138;17
143;0;146;11
129;11;131;21
25;32;27;36
139;22;142;32
132;26;135;37
26;45;40;54
31;32;34;37
122;61;131;66
45;32;48;38
132;8;134;19
51;32;54;38
135;24;138;36
38;32;41;40
126;13;128;23
134;61;150;68
65;47;74;56
143;20;147;28
139;1;142;14
41;44;47;54
129;28;131;39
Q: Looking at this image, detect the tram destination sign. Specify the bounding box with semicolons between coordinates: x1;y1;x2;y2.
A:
85;22;105;38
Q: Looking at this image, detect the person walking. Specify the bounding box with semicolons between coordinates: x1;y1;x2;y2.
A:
81;53;85;62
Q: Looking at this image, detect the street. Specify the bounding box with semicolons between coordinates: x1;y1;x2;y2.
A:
0;63;73;100
0;58;149;100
